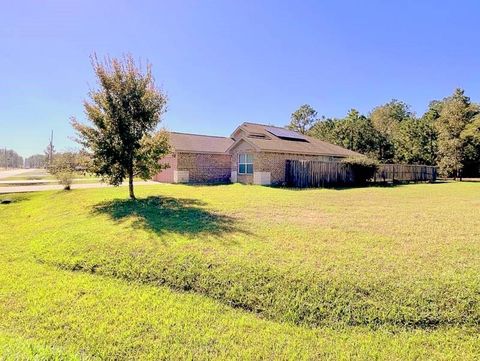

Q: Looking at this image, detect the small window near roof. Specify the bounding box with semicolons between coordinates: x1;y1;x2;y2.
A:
238;154;253;174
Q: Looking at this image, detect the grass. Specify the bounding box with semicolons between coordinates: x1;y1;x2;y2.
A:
0;182;479;359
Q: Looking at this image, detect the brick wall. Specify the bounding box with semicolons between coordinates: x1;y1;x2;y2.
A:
177;152;232;183
153;154;176;182
230;144;342;185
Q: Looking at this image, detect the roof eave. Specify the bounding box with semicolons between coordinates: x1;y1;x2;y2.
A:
175;150;230;155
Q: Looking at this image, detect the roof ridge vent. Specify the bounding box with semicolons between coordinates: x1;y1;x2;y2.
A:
247;132;269;139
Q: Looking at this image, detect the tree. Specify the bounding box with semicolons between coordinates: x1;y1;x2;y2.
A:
435;89;479;178
287;104;317;134
460;114;480;177
393;117;437;165
309;109;380;159
334;109;380;158
419;101;442;165
48;152;77;190
308;116;338;142
72;54;170;199
0;149;23;168
370;100;413;162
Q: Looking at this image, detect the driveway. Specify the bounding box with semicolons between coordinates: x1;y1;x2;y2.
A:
0;181;161;194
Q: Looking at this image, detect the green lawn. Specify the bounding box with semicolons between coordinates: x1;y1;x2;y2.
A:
0;182;479;359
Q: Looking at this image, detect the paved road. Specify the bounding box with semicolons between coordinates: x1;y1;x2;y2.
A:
0;178;94;184
0;168;35;179
0;181;161;194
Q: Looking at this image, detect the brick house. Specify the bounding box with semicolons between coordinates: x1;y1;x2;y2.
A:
152;132;233;183
154;122;360;185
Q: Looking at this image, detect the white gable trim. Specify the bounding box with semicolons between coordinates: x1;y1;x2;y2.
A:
225;137;262;153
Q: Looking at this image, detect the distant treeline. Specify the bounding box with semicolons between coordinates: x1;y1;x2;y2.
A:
25;154;47;168
0;149;24;168
287;88;480;178
1;151;87;170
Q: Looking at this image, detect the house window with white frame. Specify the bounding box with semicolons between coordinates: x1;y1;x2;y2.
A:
238;154;253;174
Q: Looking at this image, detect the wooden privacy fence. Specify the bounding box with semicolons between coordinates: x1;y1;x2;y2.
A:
285;160;437;188
374;164;437;183
285;160;353;187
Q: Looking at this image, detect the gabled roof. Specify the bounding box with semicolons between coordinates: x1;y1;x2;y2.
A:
227;122;361;157
169;132;234;154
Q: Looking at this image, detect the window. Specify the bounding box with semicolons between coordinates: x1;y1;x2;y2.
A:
238;154;253;174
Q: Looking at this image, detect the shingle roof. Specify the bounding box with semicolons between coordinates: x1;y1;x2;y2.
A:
229;122;361;157
169;132;234;154
169;123;361;157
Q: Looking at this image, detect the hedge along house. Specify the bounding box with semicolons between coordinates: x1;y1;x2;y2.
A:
154;122;360;185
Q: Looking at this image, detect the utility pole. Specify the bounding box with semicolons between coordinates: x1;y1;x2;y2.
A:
47;130;54;166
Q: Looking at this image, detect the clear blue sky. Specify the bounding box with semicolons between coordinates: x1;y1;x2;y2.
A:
1;0;479;158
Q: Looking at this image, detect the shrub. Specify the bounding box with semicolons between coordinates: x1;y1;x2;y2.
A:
48;153;78;190
341;157;379;184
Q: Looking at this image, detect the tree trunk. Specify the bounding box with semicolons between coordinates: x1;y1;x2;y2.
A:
128;168;135;200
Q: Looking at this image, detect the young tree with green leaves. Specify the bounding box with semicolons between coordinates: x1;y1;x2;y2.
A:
287;104;317;134
72;54;170;199
48;152;78;190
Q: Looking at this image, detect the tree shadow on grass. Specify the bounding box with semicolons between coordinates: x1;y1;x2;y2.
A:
92;196;244;238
